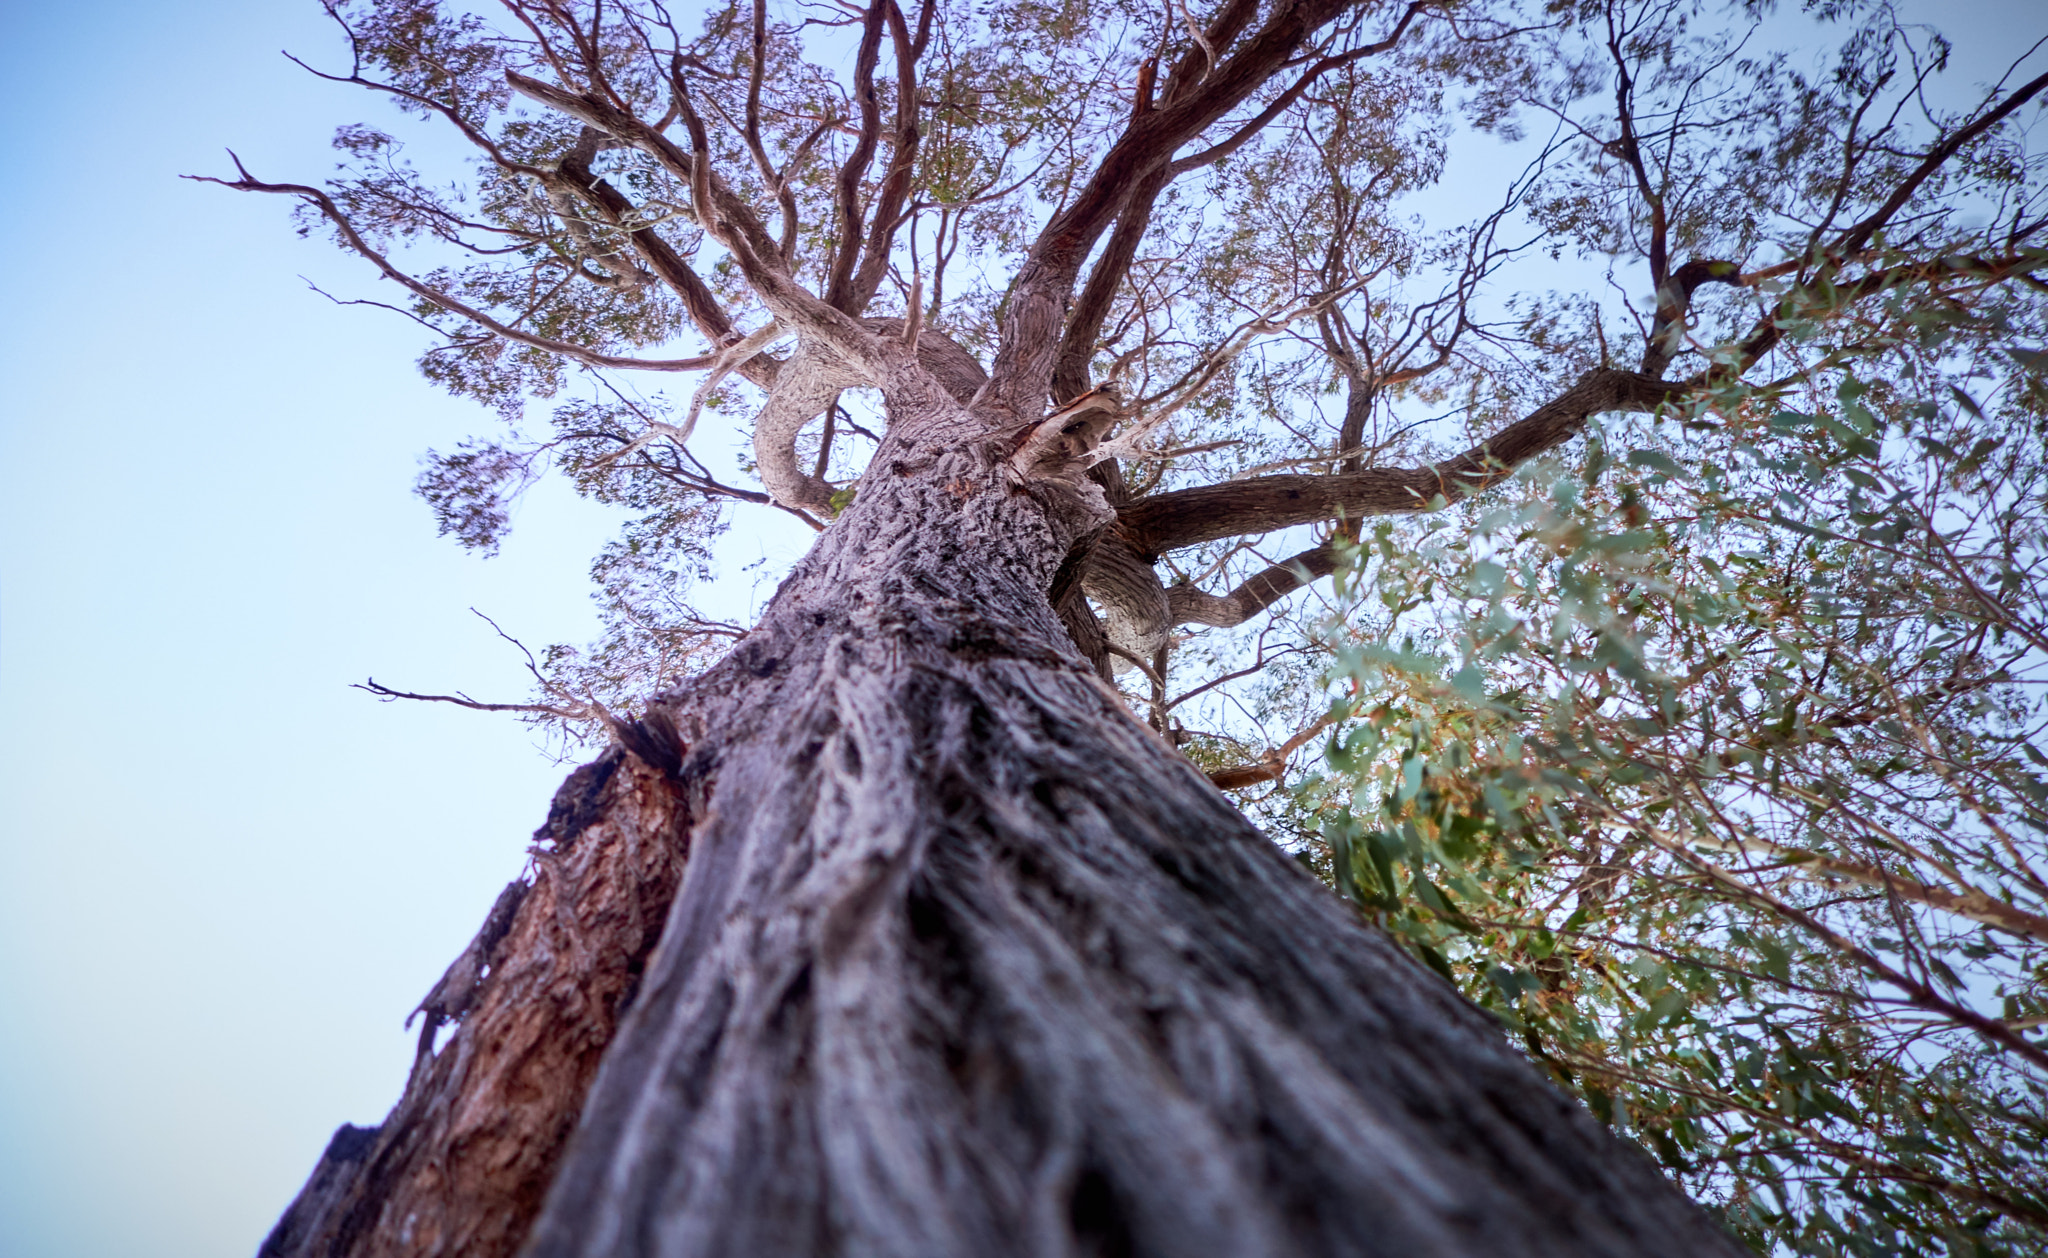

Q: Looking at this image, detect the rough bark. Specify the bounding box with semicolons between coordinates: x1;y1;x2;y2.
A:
527;395;1737;1255
261;749;690;1258
231;4;2048;1251
265;345;1736;1258
751;319;990;515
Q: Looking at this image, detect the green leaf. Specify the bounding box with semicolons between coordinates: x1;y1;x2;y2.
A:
1626;449;1685;480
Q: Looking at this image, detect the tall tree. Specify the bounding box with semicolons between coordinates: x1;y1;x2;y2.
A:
220;0;2045;1253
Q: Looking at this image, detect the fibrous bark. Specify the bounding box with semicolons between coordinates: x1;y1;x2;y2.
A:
228;0;2048;1248
262;16;1743;1235
522;391;1741;1257
750;318;990;515
264;358;1742;1256
262;748;690;1258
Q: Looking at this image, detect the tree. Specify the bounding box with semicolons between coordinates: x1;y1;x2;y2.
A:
220;0;2046;1253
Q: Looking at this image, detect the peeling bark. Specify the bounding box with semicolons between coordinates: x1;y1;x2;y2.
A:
263;346;1743;1257
233;5;2048;1252
261;751;690;1258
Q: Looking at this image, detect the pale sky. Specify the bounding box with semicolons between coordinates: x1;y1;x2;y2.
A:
0;4;796;1254
1;3;2040;1257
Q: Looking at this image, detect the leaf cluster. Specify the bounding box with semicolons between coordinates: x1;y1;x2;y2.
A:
1305;301;2048;1254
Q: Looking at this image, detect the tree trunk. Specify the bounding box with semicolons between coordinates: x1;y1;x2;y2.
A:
260;750;691;1257
266;393;1742;1257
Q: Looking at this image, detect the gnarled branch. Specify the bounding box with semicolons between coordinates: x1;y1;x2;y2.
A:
1120;368;1685;555
1168;544;1341;629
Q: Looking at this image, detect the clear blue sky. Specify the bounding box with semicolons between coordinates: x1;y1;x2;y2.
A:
1;2;2039;1257
0;3;669;1254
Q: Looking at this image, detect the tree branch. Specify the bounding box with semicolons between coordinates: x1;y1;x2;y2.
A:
823;1;890;311
1119;367;1684;554
1685;832;2048;945
846;0;926;313
1168;543;1340;628
985;0;1379;417
189;159;717;374
354;679;591;720
1642;258;1740;377
1208;711;1337;790
1051;163;1174;404
1834;66;2048;258
506;69;900;387
1168;1;1436;177
551;142;743;355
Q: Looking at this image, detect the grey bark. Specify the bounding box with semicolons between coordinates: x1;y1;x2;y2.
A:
258;322;1726;1258
239;10;2048;1252
506;380;1742;1257
1077;528;1174;669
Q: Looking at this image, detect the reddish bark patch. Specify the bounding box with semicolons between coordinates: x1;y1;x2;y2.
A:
260;749;690;1258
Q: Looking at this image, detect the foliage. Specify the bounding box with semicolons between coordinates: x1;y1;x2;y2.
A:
1305;306;2048;1253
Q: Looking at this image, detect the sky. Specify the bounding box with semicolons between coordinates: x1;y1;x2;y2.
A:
0;2;2041;1257
0;4;790;1254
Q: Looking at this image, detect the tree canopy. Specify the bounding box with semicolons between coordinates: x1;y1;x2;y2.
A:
213;0;2048;1251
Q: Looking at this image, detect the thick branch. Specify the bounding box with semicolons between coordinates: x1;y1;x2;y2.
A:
986;0;1376;416
1168;2;1435;177
1051;164;1173;404
1160;0;1263;106
752;317;987;512
823;1;889;311
752;338;851;513
1078;528;1173;666
1120;368;1683;554
1834;67;2048;258
1168;544;1340;629
845;0;925;313
1050;5;1432;404
1642;259;1739;377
